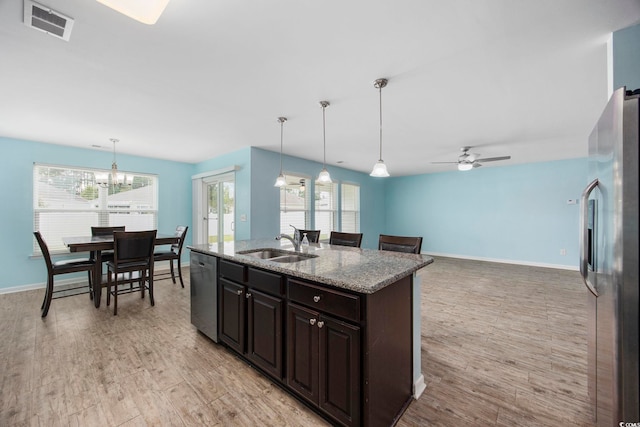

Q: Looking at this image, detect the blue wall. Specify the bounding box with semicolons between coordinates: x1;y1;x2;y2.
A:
613;23;640;91
0;137;194;291
385;158;587;267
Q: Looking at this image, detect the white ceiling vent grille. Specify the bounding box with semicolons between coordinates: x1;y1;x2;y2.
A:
23;0;74;41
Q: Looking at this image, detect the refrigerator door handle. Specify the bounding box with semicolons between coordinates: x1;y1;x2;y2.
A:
580;178;599;297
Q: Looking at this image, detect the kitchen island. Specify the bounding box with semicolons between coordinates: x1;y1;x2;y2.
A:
188;239;433;427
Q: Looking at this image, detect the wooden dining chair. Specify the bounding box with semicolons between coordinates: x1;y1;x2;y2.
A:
154;225;188;287
33;231;97;318
87;226;125;291
106;230;156;315
378;234;423;254
329;231;363;248
294;229;321;243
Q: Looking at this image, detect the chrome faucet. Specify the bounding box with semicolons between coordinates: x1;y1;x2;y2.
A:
276;234;299;251
276;225;301;251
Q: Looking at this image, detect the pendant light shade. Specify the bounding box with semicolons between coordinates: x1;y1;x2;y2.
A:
317;101;332;183
370;78;390;177
274;117;287;187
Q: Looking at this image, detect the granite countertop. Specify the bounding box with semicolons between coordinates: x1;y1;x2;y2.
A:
188;239;433;294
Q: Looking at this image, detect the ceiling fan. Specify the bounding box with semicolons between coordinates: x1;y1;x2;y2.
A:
432;146;511;171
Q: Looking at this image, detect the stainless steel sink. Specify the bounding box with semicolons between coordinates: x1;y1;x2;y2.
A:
268;255;314;263
237;249;291;259
237;248;318;263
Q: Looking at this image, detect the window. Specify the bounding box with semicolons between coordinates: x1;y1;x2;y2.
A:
341;183;360;233
33;164;158;254
280;175;310;235
315;181;338;240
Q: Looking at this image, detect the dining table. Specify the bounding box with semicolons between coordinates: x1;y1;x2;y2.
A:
63;233;180;308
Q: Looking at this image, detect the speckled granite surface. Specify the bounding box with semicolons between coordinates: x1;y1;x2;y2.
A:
188;239;434;294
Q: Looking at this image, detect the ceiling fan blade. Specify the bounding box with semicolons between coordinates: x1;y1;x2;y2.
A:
477;155;511;162
473;162;482;168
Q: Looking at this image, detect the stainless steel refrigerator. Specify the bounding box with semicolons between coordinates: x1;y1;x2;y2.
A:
580;86;639;426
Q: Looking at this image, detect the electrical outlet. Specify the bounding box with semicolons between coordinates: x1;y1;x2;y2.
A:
560;249;566;256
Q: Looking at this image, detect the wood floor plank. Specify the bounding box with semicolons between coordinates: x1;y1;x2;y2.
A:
0;257;593;426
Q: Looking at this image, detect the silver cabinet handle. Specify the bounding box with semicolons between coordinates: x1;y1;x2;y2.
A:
317;321;324;328
245;292;252;299
309;318;316;325
236;289;243;296
579;178;599;297
313;295;321;303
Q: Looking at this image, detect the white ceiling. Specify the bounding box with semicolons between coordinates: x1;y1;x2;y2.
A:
1;0;639;176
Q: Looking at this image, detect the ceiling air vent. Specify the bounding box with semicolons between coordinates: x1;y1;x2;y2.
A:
23;0;74;41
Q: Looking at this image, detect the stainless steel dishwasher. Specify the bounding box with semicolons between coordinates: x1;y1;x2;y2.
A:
190;251;218;342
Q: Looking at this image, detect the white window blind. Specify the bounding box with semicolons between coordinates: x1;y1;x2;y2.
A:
315;181;338;240
341;183;360;233
280;175;309;235
33;164;158;254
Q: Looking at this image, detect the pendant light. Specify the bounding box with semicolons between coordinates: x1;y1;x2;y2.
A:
274;117;288;187
370;78;390;177
317;101;332;183
110;138;120;184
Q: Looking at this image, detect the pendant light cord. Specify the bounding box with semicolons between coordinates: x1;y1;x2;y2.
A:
378;84;383;161
322;104;327;167
280;120;283;172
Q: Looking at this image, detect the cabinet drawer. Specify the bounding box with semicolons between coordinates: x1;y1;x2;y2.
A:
220;260;247;283
248;268;284;296
288;279;360;322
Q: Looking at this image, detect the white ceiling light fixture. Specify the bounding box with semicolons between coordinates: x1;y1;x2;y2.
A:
95;0;170;25
317;101;333;184
458;162;474;171
370;78;390;178
274;117;288;187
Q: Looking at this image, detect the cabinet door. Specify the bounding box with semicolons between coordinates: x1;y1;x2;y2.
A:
219;278;245;354
287;303;320;404
319;315;361;427
247;288;283;379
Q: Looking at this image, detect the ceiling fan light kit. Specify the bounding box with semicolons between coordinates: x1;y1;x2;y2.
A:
433;146;512;171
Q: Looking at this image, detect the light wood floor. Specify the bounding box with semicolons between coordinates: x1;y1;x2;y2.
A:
0;257;593;426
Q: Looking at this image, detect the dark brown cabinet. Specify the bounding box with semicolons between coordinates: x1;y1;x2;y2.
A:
214;255;414;427
219;260;285;379
247;288;283;378
288;302;361;427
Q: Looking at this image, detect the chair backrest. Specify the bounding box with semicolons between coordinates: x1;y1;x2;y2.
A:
295;229;321;243
91;226;125;237
171;225;189;252
329;231;363;248
113;230;157;264
378;234;423;254
33;231;53;273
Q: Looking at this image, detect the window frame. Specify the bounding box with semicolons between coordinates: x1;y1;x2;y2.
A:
33;163;159;255
279;173;311;235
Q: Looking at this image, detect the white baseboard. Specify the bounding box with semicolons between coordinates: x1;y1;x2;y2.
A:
424;251;578;271
413;374;426;399
0;263;178;295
